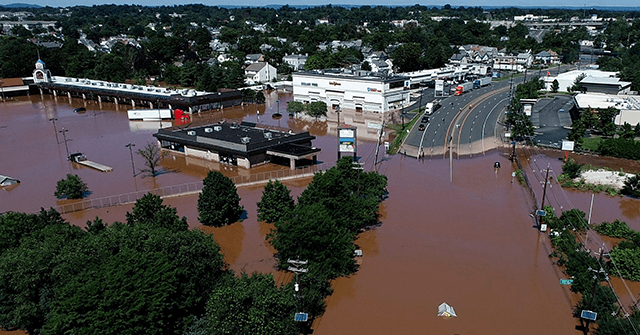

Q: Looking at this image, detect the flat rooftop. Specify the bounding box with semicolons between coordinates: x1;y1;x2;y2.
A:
296;69;409;83
154;121;318;156
574;93;640;111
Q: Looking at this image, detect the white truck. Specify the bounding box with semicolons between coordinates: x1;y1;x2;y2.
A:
127;109;173;121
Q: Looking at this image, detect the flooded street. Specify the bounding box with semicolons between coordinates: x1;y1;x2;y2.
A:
2;93;640;334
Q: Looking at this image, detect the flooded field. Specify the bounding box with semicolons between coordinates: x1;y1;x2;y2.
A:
2;93;640;334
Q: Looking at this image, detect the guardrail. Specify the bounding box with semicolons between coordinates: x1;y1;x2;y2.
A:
54;163;332;214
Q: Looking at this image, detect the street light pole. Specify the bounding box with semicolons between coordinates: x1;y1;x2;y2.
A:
125;143;136;177
49;118;59;144
59;127;70;160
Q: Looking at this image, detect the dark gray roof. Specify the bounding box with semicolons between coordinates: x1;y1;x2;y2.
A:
154;122;316;156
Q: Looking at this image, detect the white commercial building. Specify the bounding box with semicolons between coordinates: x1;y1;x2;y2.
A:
543;69;619;93
574;93;640;126
292;69;410;124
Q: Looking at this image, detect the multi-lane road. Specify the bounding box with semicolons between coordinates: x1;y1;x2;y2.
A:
403;65;574;158
404;78;515;157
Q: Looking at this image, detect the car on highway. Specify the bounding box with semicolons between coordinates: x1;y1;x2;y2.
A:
418;124;426;131
421;116;429;123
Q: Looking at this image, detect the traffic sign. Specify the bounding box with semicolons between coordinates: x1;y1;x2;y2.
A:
560;279;574;285
581;310;597;321
536;210;546;217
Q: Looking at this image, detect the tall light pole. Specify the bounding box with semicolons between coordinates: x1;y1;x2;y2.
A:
59;127;70;160
49;118;59;144
125;143;136;177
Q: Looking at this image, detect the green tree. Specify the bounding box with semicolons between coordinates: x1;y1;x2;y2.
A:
551;79;559;93
257;180;295;223
618;122;635;140
44;222;226;335
286;100;304;116
125;193;189;232
635;123;640;139
54;174;89;199
361;61;371;71
622;174;640;198
561;158;583;179
570;73;586;92
391;42;424;72
0;223;85;334
198;171;244;227
137;142;166;177
597;107;619;137
255;91;266;104
305;101;327;119
206;273;298;335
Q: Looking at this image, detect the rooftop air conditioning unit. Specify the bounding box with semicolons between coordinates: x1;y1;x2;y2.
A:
264;132;273;139
241;137;251;144
204;127;213;133
213;125;222;131
187;130;196;136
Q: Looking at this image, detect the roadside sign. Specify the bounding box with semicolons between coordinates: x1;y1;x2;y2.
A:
562;140;575;152
536;210;546;217
294;313;308;322
540;224;548;232
560;279;574;285
581;310;597;321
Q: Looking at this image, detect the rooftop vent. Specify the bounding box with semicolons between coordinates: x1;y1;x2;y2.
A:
264;132;273;139
204;127;213;133
230;123;239;129
213;125;222;131
241;136;251;144
187;130;196;136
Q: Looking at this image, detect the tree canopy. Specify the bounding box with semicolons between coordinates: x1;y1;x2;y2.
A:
198;171;244;227
54;174;89;199
0;195;226;335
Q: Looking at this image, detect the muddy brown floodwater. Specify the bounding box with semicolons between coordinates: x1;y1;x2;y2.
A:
2;93;640;334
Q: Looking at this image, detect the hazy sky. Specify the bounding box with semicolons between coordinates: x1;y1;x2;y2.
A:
1;0;637;9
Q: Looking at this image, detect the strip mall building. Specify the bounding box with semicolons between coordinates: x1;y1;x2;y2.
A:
292;69;410;125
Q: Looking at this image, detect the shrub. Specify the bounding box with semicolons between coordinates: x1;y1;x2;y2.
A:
54;174;89;199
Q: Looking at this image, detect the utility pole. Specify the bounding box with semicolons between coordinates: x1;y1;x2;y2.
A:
126;143;136;177
49;118;59;144
539;164;551;229
59;127;70;160
352;160;364;197
288;258;309;324
583;248;606;334
374;123;384;167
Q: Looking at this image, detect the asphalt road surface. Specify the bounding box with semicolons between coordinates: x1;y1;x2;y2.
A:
404;65;575;157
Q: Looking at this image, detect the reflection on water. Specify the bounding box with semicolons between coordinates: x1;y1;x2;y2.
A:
2;92;640;335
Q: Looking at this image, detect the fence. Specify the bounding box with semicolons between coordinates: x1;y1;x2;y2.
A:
55;163;332;214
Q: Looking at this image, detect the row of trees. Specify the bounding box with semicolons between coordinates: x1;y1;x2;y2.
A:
5;3;628;84
286;100;328;119
544;208;640;334
253;157;388;326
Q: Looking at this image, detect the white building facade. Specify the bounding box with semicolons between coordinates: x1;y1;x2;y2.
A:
292;70;410;124
244;62;277;85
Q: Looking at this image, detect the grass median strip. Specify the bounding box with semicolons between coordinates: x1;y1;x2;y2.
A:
386;108;424;155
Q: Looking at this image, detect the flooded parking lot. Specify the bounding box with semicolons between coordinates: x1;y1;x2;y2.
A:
2;93;639;334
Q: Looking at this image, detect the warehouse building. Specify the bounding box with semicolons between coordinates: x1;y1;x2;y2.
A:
153;121;320;169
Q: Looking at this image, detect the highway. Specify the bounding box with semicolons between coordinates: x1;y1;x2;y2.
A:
403;65;574;158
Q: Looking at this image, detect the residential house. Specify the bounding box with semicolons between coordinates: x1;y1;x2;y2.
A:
516;52;533;68
245;62;277;85
283;54;308;71
535;50;560;64
245;54;264;65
